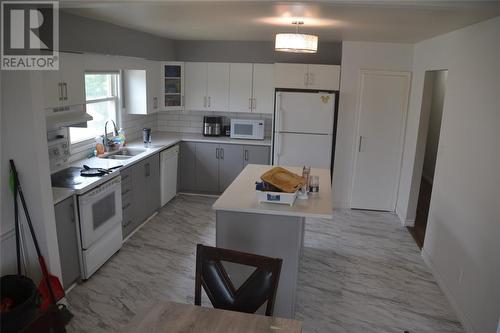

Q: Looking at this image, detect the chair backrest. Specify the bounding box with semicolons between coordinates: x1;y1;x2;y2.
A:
195;244;283;316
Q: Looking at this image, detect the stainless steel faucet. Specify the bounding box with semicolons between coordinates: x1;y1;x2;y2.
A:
104;119;119;152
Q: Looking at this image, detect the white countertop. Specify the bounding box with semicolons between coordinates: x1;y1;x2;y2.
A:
54;132;271;197
212;164;333;219
52;187;75;205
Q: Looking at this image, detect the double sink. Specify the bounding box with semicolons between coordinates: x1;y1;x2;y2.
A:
99;147;147;160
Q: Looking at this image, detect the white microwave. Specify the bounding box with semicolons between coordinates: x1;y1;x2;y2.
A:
230;119;265;140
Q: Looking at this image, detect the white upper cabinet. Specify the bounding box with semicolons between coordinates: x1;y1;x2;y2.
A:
206;63;230;112
228;63;275;114
43;52;85;110
229;63;253;113
274;63;340;90
252;64;275;114
185;62;208;111
60;53;85;107
124;61;161;115
161;62;185;111
185;62;230;112
307;64;340;91
274;63;308;89
147;60;161;112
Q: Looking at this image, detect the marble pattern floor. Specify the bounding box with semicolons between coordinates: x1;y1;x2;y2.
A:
65;195;462;332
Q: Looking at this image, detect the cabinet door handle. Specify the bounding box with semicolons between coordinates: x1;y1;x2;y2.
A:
220;148;224;159
358;136;364;152
216;148;219;159
244;150;249;161
63;82;68;100
58;83;63;101
145;163;150;177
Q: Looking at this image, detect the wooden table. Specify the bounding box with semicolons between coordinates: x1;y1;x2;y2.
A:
125;301;302;333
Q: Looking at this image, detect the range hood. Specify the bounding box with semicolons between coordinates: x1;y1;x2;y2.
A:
45;104;93;131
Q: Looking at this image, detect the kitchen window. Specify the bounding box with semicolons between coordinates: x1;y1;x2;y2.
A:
70;73;120;144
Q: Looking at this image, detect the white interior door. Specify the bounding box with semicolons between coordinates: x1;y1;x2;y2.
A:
252;64;275;114
351;70;411;211
207;62;230;111
229;63;253;113
277;92;334;134
185;62;207;111
274;133;332;169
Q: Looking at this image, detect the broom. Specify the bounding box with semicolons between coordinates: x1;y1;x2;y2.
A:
9;160;73;326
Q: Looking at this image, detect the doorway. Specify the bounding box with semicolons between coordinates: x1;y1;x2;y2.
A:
407;70;447;249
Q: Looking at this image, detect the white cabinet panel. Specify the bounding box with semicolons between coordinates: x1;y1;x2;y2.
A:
308;64;340;91
60;53;85;107
43;70;62;109
147;60;161;112
351;70;411;211
43;52;85;109
229;63;253;113
185;62;208;111
275;63;340;91
252;64;275;114
274;63;308;89
207;62;230;111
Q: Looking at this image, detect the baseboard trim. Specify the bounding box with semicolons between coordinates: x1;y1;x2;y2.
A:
395;206;415;227
421;248;476;333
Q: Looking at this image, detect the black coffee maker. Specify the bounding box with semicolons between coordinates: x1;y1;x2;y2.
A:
203;116;222;136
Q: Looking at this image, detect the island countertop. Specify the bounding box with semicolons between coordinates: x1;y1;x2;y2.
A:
213;164;333;219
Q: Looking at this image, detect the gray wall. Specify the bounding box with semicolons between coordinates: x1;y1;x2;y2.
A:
174;40;341;64
60;12;175;60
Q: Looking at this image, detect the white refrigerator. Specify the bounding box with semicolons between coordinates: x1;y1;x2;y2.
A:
273;91;336;169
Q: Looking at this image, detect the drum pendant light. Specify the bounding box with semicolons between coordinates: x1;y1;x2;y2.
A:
275;21;318;53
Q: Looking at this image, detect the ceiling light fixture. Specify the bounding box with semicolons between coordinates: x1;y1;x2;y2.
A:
275;21;318;54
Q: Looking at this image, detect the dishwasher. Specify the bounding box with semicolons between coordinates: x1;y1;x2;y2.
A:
160;144;179;206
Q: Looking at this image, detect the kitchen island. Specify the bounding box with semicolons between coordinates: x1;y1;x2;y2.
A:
212;164;333;319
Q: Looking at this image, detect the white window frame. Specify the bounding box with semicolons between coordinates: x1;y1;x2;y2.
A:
69;71;121;148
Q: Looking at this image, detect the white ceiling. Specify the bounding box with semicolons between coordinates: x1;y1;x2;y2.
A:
62;1;500;43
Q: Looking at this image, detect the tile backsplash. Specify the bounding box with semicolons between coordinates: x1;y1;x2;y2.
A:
157;110;273;137
49;109;272;168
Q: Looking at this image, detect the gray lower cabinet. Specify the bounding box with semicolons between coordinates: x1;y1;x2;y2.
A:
122;153;161;238
179;142;269;194
219;144;244;192
195;142;220;193
54;196;80;289
179;142;197;192
243;145;270;167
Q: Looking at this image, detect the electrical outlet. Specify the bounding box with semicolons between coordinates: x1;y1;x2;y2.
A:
458;268;463;285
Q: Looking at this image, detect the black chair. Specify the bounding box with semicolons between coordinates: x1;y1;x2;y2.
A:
195;244;283;316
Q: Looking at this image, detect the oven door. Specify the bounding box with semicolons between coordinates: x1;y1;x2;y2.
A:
78;176;122;249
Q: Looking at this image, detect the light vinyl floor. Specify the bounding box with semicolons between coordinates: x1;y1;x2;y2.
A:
65;195;462;333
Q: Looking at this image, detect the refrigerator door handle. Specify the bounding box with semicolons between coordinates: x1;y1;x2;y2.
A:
358;136;364;152
275;133;282;156
276;93;284;132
